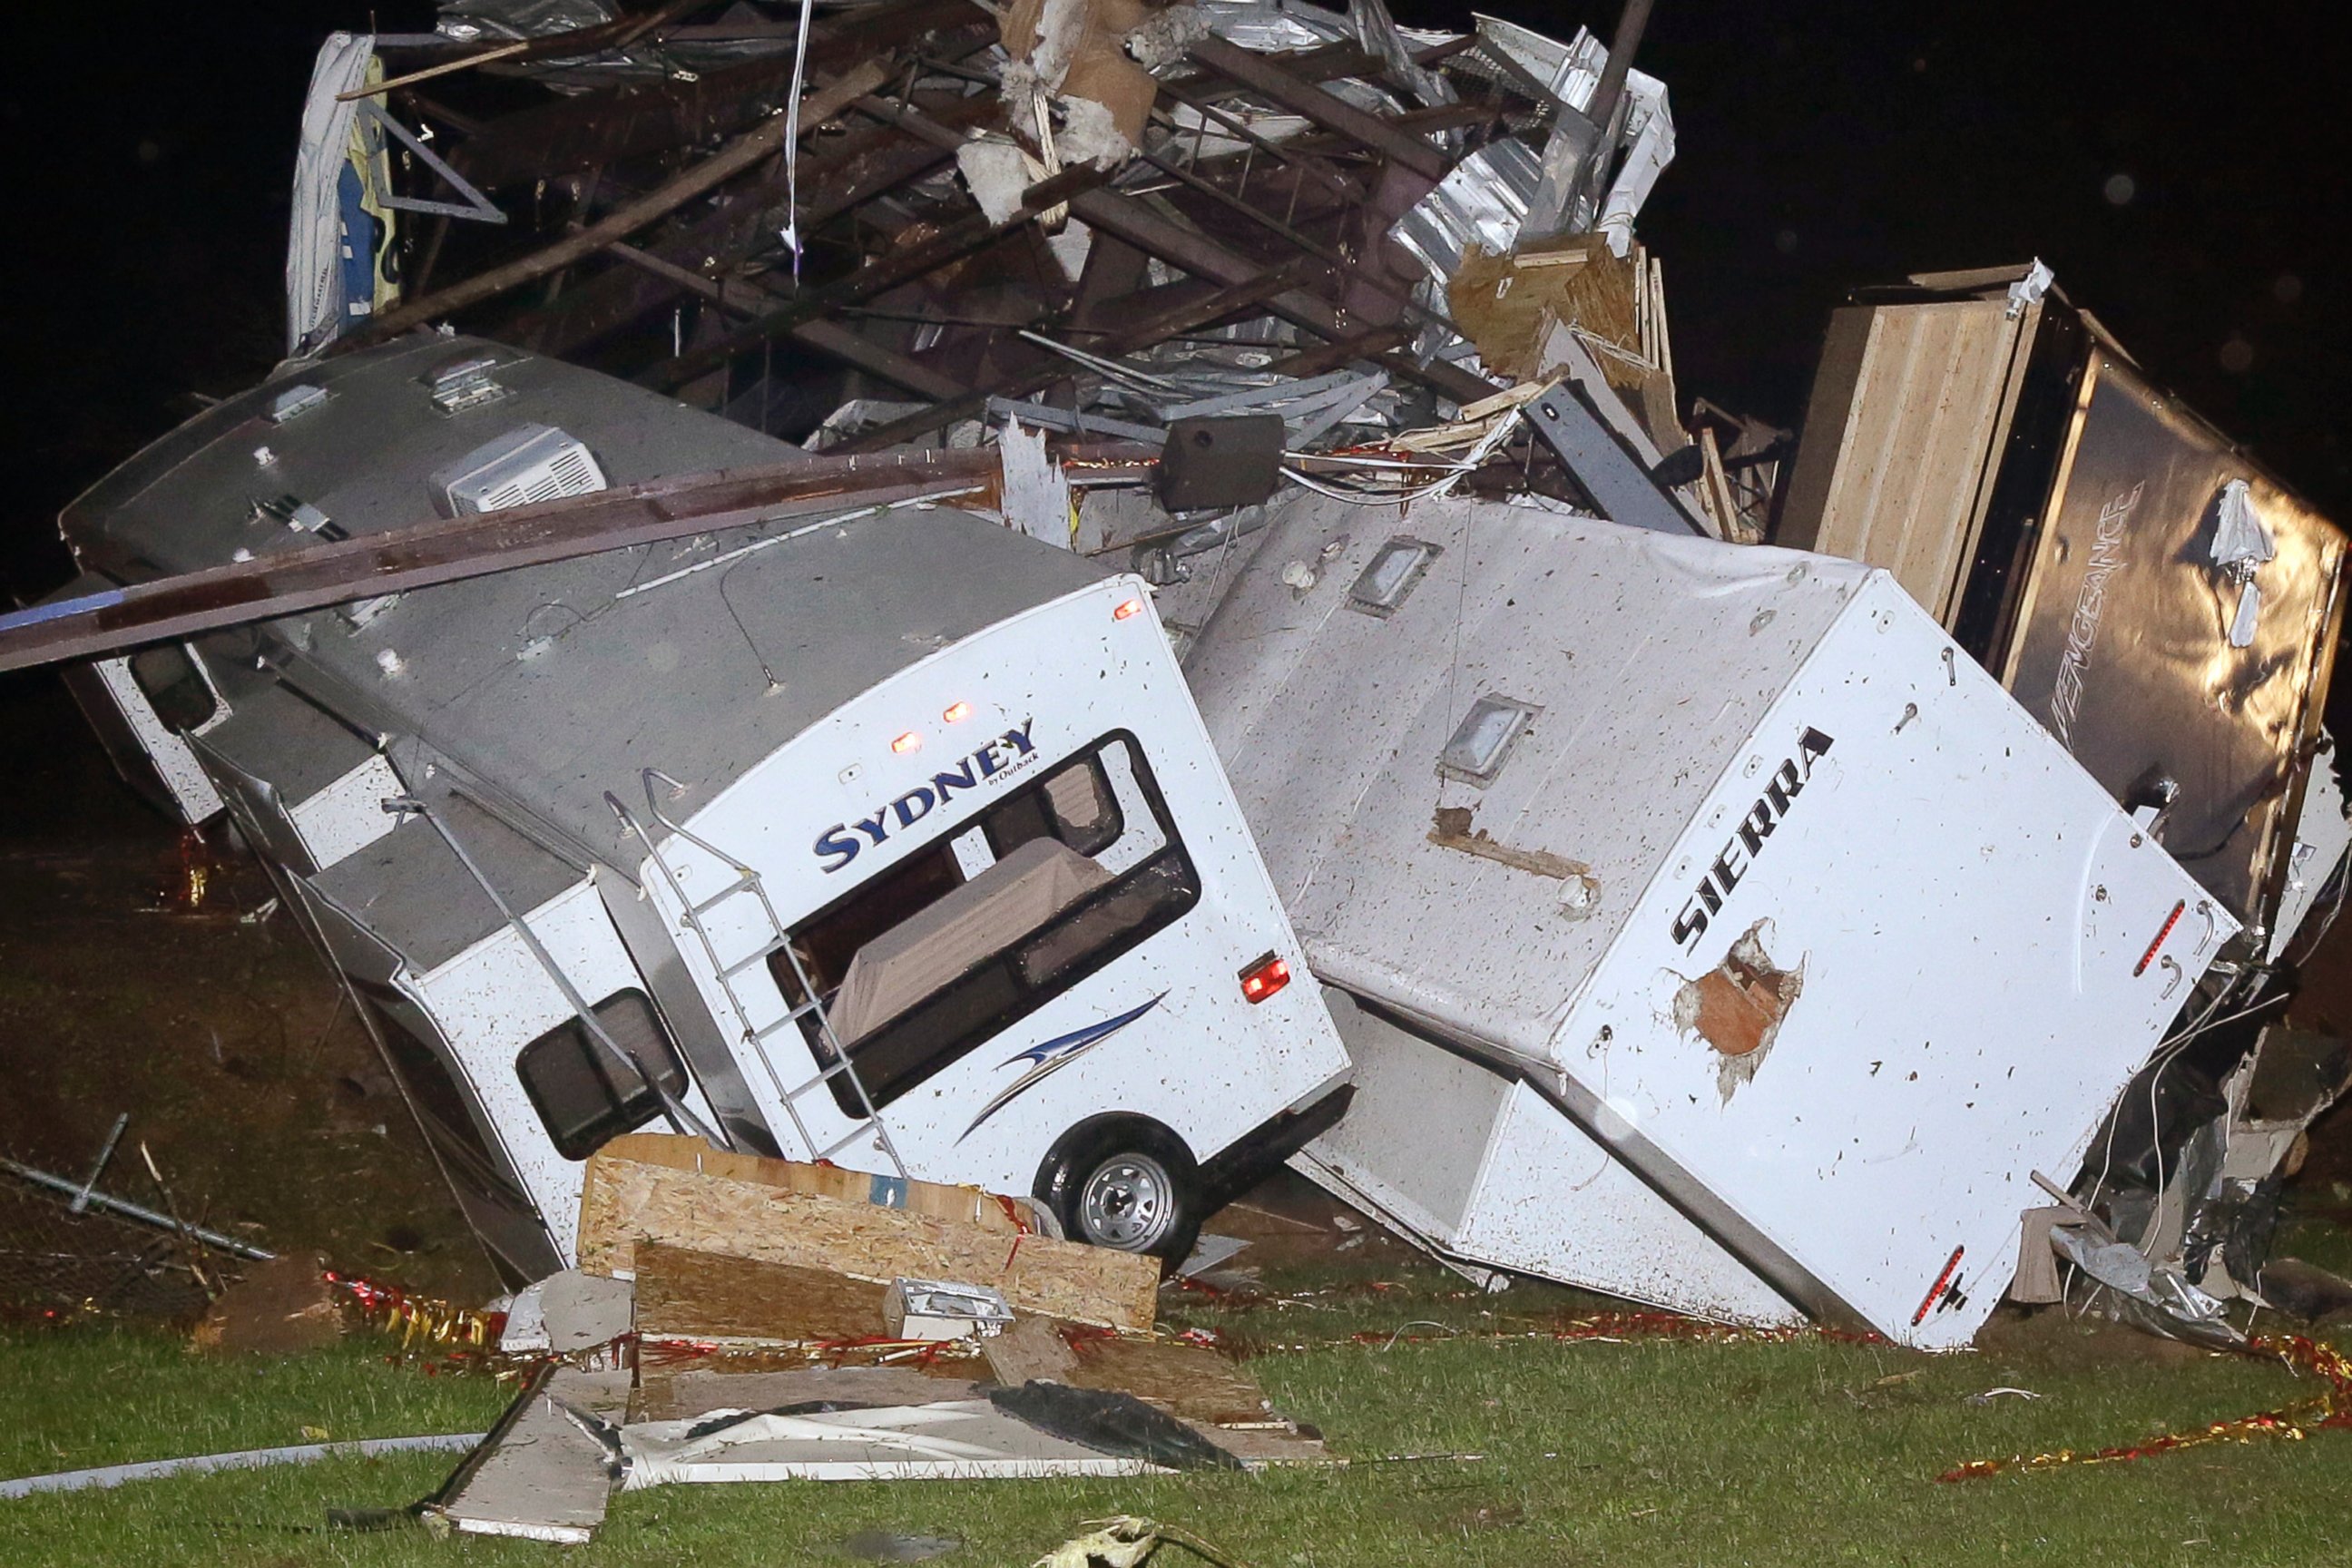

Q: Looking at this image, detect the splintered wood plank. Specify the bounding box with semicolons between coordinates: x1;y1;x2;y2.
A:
982;1315;1083;1386
634;1241;888;1344
1066;1336;1274;1427
632;1367;985;1425
578;1150;1159;1331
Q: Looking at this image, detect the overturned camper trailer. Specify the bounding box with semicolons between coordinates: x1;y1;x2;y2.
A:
1186;492;2256;1349
52;336;1351;1283
1782;265;2347;953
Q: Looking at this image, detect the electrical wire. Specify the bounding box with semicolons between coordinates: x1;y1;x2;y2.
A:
779;0;817;274
2283;848;2352;966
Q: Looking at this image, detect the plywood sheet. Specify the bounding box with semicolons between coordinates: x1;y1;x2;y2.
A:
1449;235;1641;385
985;1317;1274;1427
595;1134;1018;1231
634;1241;888;1344
1068;1335;1273;1427
579;1149;1158;1330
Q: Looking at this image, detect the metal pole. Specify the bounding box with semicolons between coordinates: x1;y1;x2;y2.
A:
1520;0;1659;241
1583;0;1658;180
69;1113;131;1214
0;1157;276;1261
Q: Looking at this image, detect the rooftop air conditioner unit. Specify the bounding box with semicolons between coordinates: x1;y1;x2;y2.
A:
430;424;608;517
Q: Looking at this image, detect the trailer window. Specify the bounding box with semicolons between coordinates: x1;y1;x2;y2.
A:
514;990;690;1161
771;732;1197;1115
355;990;534;1212
127;643;218;732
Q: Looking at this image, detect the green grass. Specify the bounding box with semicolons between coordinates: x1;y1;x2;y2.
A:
6;1269;2352;1568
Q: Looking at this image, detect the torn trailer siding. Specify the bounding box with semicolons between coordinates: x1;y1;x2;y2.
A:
1184;493;2236;1348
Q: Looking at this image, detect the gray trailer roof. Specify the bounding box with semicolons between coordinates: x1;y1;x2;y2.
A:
61;336;1105;866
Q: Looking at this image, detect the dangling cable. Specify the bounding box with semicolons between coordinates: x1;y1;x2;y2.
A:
780;0;817;275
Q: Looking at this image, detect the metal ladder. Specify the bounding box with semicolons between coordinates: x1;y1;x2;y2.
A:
610;769;910;1181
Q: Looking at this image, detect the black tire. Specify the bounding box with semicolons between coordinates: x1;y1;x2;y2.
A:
1034;1117;1202;1268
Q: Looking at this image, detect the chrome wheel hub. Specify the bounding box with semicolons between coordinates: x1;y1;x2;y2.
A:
1077;1153;1175;1251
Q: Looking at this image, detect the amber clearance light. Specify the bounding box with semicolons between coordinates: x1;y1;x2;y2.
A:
1113;597;1145;621
1240;954;1291;1004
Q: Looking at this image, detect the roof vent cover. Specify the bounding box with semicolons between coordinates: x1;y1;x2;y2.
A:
431;424;608;517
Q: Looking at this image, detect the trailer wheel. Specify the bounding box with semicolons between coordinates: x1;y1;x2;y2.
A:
1035;1118;1200;1265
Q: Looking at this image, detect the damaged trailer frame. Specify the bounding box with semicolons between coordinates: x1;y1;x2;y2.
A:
41;335;1351;1284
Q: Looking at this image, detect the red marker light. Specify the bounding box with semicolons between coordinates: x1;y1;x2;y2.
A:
942;701;972;723
891;731;922;755
1912;1245;1966;1326
1240;954;1291;1004
1113;597;1145;622
2133;899;2187;977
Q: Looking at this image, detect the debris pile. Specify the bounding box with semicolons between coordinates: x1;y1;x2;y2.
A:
419;1136;1324;1544
278;0;1745;547
1;0;2347;1400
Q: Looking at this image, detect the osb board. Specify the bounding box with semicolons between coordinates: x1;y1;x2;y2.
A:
1450;235;1640;384
984;1318;1274;1428
1068;1335;1274;1427
579;1154;1158;1330
594;1135;1017;1232
634;1242;887;1344
983;1315;1082;1386
632;1367;985;1425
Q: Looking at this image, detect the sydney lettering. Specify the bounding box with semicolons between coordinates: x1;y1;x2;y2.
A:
813;722;1036;871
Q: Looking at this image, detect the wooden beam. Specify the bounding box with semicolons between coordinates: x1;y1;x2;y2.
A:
451;0;991;190
0;443;1157;672
1261;326;1416;379
343;60;888;346
350;0;706;98
505;93;996;358
606;243;972;399
643;162;1113;391
790;319;974;401
1188;34;1451;182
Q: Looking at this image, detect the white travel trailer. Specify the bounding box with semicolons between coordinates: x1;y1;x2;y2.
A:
52;336;1351;1284
1184;492;2239;1348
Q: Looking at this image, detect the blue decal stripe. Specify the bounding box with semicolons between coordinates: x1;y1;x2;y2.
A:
957;994;1167;1144
1001;994;1165;1070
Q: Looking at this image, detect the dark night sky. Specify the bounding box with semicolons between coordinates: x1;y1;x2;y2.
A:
4;1;2347;600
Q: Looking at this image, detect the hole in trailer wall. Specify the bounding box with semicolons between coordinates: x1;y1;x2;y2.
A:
1671;919;1805;1102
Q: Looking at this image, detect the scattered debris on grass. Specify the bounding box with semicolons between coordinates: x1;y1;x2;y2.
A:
1034;1514;1257;1568
1942;1334;2352;1481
